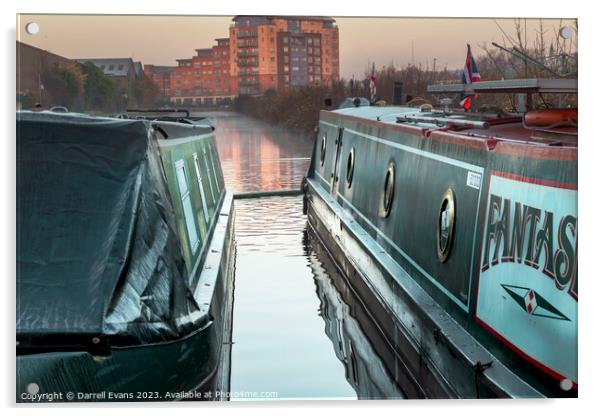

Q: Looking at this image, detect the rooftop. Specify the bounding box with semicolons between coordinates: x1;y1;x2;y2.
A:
76;58;134;77
195;48;213;56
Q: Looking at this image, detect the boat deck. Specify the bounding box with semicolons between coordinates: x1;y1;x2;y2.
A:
330;106;578;147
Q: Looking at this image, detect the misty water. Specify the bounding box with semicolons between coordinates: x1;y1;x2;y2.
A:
204;111;405;400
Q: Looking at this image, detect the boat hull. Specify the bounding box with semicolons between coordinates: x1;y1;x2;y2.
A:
306;180;542;398
304;107;578;398
17;193;236;403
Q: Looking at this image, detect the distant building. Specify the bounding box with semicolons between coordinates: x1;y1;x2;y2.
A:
76;58;149;106
144;65;173;99
76;58;139;88
170;38;236;106
154;15;340;105
133;61;144;78
230;15;340;95
16;41;74;107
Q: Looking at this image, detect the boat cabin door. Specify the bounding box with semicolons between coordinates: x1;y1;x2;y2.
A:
330;127;344;194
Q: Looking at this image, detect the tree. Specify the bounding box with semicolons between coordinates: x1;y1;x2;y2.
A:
41;63;84;108
132;75;159;109
80;61;118;112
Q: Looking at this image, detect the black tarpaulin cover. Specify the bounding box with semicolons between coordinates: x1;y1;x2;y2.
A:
17;111;203;347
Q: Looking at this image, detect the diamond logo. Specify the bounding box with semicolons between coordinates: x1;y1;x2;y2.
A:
501;284;569;321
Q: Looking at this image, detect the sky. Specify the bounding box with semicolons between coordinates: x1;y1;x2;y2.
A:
17;14;576;79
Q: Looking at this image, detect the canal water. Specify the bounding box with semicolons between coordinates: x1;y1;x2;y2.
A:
207;111;405;400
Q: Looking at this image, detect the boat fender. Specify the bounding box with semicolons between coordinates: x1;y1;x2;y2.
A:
524;109;577;128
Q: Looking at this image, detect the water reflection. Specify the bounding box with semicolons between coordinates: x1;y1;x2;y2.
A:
205;111;405;400
231;196;356;400
207;111;313;193
305;229;406;400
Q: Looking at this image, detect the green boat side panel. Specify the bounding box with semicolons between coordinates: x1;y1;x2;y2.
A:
157;131;225;276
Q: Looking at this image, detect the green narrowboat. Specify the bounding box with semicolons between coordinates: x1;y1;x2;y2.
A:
16;110;234;402
304;78;577;398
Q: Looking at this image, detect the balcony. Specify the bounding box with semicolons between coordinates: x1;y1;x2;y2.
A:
239;78;259;86
237;30;258;38
237;39;258;48
237;49;258;57
237;59;259;67
238;69;259;76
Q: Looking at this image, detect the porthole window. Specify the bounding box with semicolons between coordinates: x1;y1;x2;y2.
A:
382;162;395;217
437;189;456;263
320;133;327;166
346;147;355;188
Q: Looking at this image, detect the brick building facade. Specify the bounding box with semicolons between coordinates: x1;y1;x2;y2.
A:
143;65;172;100
145;16;340;105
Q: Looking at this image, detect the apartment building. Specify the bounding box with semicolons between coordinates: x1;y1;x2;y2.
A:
169;38;237;106
145;16;340;104
230;15;339;95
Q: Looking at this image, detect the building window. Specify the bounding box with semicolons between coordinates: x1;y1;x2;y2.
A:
108;65;114;70
175;160;200;254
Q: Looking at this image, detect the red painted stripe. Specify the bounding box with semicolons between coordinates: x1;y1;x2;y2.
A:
474;316;577;390
491;170;577;190
496;142;577;161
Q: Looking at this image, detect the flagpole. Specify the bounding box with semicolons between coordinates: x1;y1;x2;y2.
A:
468;44;477;112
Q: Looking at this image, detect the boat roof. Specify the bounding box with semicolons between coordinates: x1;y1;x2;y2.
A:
17;111;200;343
427;78;578;95
329;105;577;147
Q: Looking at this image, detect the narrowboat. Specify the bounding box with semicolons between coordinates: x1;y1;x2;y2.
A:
303;78;577;398
16;109;235;401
